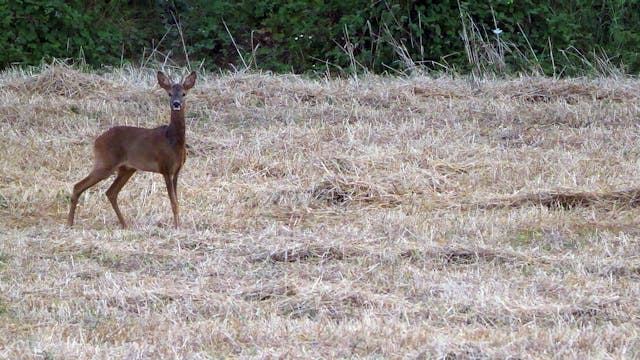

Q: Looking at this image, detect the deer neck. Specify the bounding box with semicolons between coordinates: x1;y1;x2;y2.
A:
167;108;186;147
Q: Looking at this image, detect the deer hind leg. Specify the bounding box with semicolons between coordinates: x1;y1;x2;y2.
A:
163;173;180;228
67;167;112;227
106;167;136;229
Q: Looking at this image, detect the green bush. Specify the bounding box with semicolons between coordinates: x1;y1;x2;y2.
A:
1;0;639;75
173;0;640;75
0;0;160;68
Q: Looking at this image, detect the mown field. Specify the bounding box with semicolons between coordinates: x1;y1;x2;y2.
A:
1;64;639;358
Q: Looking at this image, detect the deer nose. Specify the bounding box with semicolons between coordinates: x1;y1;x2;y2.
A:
172;100;181;109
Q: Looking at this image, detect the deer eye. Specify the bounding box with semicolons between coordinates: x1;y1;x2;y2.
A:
182;92;186;97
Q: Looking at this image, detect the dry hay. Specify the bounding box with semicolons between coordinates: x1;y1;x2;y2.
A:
3;66;640;358
400;245;540;268
241;284;298;302
311;176;403;206
474;187;640;210
251;244;365;263
275;287;374;320
499;77;639;103
592;263;640;280
3;62;129;98
208;72;475;113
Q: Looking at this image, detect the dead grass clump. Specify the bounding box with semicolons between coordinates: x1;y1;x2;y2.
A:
476;187;640;210
266;189;310;207
48;242;101;260
457;303;615;330
412;83;473;100
510;80;596;104
242;284;297;302
252;244;364;263
276;290;372;320
591;264;640;279
357;89;413;109
527;299;622;325
99;252;179;273
318;156;358;175
106;293;177;315
502;78;638;104
353;78;475;109
401;246;534;267
527;191;597;210
3;62;126;98
59;244;176;273
248;87;325;107
437;345;487;360
209;73;326;110
311;177;401;206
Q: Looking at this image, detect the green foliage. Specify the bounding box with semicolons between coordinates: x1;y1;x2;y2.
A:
172;0;462;73
458;0;640;75
1;0;640;75
0;0;160;67
171;0;640;75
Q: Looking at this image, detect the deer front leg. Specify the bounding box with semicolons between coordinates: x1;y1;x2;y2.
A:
163;173;180;228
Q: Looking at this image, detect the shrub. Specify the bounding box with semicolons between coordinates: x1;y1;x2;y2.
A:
1;0;639;75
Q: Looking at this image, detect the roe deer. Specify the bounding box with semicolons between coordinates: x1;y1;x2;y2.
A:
67;71;197;229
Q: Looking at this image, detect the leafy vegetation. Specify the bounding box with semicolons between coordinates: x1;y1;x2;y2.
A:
2;0;640;75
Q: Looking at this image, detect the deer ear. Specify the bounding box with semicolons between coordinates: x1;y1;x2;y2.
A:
182;71;197;91
157;71;172;90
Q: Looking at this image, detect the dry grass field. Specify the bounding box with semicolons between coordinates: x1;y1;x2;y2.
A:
1;64;640;358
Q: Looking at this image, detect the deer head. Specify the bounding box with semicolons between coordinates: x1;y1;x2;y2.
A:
157;71;197;111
